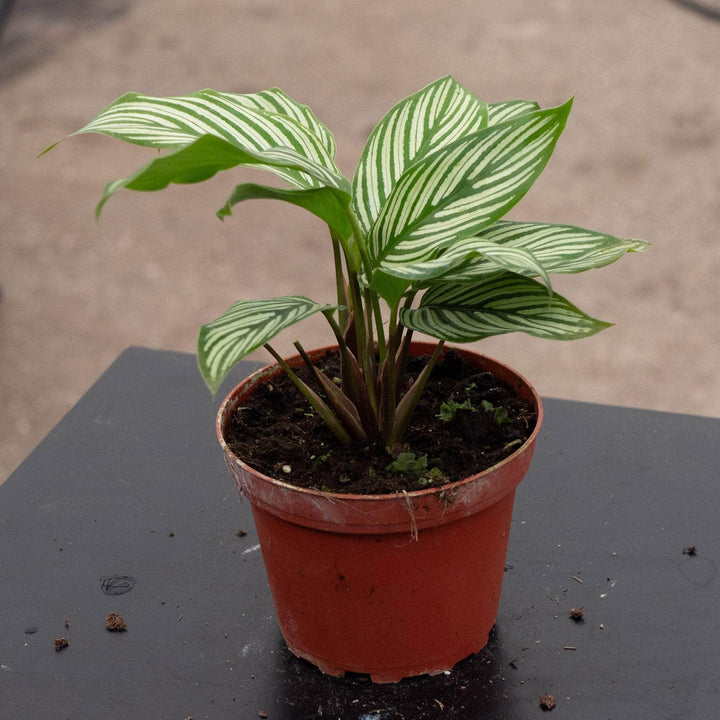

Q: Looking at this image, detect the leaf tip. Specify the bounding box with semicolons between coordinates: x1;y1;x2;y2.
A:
216;205;231;221
37;140;61;158
557;96;574;122
629;238;651;252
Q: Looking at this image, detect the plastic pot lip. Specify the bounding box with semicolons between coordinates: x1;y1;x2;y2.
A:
216;342;543;505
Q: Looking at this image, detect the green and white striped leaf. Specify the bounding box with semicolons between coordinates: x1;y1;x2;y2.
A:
72;88;337;154
367;100;573;270
401;273;611;343
374;236;553;293
431;221;651;284
352;76;488;235
52;88;350;212
198;296;337;394
487;99;540;125
93;134;348;216
217;182;353;240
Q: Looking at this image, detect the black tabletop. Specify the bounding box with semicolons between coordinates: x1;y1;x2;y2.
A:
1;347;718;719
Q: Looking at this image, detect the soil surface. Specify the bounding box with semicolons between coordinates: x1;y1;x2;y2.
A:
224;349;536;494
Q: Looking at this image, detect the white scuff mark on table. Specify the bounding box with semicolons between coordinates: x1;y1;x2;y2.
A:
242;543;261;555
600;578;617;598
93;414;121;428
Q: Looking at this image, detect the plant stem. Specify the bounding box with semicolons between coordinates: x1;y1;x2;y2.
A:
322;309;348;352
387;340;445;448
395;292;418;382
293;340;367;441
322;311;376;435
381;300;401;440
368;288;387;363
330;231;348;328
347;271;378;417
341;206;387;427
344;206;373;278
263;343;352;445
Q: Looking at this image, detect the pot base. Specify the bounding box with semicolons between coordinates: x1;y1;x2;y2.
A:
287;640;491;683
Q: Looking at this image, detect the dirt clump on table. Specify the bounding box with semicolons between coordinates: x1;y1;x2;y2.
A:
105;613;127;631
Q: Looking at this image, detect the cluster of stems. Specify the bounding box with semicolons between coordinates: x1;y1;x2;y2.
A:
264;213;443;451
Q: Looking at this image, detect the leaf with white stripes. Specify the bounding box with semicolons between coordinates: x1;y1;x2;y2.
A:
352;77;488;235
487;99;540;125
367;100;573;271
50;88;350;212
431;221;651;284
198;296;337;394
401;273;611;343
372;237;552;293
71;88;338;153
94;134;349;216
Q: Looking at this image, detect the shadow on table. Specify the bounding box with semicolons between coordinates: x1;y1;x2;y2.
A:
270;628;518;720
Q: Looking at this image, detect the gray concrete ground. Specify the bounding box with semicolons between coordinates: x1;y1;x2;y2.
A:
2;0;719;483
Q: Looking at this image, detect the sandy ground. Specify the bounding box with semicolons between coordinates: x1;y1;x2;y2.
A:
2;0;719;483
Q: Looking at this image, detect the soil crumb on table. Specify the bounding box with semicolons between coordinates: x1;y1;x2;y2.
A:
105;613;127;631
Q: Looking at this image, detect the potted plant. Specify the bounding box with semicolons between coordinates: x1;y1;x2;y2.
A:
47;76;647;681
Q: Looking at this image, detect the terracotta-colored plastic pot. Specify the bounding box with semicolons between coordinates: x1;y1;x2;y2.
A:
217;343;542;682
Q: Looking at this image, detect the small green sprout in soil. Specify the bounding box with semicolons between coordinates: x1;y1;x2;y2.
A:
386;452;446;487
312;451;332;468
481;399;511;425
417;468;446;487
437;395;510;427
437;398;476;423
387;452;429;476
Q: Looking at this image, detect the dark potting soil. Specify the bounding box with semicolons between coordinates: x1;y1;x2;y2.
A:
224;349;537;495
